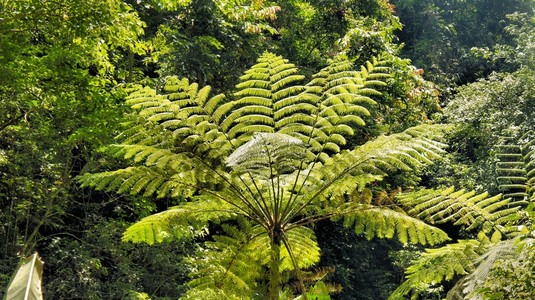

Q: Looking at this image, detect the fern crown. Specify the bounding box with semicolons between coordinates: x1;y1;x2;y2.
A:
79;52;450;299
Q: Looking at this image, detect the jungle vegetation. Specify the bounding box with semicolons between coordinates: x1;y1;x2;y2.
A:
1;0;534;299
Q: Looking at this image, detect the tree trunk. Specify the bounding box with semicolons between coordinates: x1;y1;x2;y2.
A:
269;234;282;300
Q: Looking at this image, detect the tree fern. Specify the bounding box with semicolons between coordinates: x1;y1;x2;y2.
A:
79;52;450;299
495;132;535;203
391;185;527;299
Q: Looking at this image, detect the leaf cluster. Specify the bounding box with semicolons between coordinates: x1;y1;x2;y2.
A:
391;183;528;299
79;52;451;298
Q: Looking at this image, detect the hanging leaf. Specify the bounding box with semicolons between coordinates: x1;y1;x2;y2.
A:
5;253;44;300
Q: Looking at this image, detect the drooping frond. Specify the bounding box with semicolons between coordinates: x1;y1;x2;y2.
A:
340;204;449;245
389;239;486;300
392;179;531;298
314;124;450;201
280;226;321;271
391;186;526;298
79;80;233;196
242;225;322;272
78;166;174;197
397;187;522;238
446;239;518;300
122;196;237;245
278;124;450;240
184;220;265;299
78;161;220;200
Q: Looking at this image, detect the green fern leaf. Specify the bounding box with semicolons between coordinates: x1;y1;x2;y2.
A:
341;204;449;245
389;240;483;300
398;187;521;236
123;198;236;244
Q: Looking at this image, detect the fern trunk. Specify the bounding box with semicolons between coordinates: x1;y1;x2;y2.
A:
269;233;282;300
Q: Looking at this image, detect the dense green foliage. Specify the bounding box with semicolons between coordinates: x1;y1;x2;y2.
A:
1;0;534;298
391;4;535;299
0;0;146;297
393;0;533;87
79;52;450;298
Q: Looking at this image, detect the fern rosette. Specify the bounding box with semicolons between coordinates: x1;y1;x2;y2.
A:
79;52;450;299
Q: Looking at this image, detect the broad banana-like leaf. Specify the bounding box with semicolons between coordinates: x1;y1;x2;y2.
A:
5;253;44;300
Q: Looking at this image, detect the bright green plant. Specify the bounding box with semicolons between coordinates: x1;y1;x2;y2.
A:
79;52;450;299
390;135;535;299
0;0;162;296
149;0;281;89
472;208;535;299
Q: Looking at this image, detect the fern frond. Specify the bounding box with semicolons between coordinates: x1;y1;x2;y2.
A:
495;134;535;202
390;240;485;300
184;221;265;299
78;161;223;199
397;187;521;236
78;166;170;196
281;226;321;270
316;124;450;200
125;85;159;109
122;198;237;244
446;239;518;300
340;204;449;245
121;76;235;164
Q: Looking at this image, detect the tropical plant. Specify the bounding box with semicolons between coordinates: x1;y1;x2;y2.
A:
79;52;450;299
389;135;535;299
4;253;43;300
471;209;535;300
495;132;535;202
392;0;534;87
0;0;150;295
396;16;535;296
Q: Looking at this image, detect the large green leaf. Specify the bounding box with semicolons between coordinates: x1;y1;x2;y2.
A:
5;253;44;300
